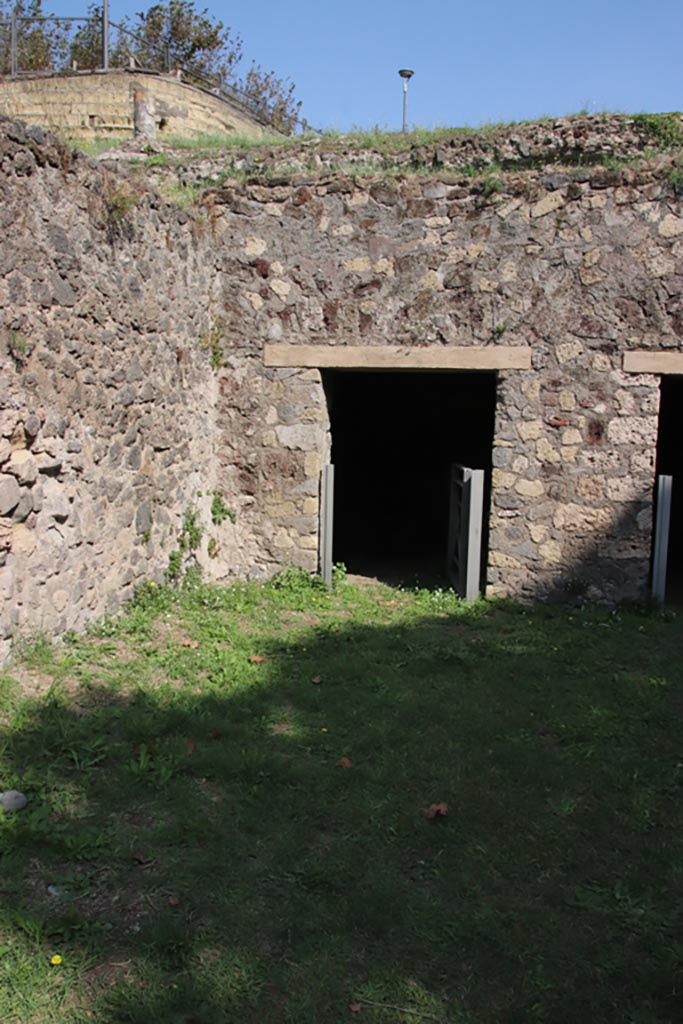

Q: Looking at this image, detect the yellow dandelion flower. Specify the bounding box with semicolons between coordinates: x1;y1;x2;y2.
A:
50;954;63;966
321;727;328;733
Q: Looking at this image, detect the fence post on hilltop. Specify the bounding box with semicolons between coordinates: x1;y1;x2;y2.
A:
102;0;109;70
10;10;17;77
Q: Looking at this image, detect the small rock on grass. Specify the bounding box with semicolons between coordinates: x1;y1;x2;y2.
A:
0;790;28;812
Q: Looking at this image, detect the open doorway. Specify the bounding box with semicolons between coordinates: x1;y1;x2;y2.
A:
322;370;497;587
654;376;683;603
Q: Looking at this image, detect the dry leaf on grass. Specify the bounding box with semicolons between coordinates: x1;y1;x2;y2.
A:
336;757;353;769
249;655;267;664
181;639;199;649
312;674;322;684
349;1002;362;1014
421;802;448;820
207;729;223;740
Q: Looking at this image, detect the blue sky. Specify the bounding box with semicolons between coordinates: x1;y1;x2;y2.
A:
64;0;683;132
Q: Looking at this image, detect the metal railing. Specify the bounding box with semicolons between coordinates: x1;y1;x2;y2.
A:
0;10;283;130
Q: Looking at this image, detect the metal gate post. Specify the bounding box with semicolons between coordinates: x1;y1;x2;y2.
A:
448;464;485;602
320;464;334;590
464;468;484;602
652;474;672;603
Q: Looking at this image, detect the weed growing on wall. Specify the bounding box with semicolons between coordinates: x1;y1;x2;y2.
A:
199;319;224;369
633;112;683;149
166;507;203;583
103;184;139;242
210;491;235;525
6;329;33;365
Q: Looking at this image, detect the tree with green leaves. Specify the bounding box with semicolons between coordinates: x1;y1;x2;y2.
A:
127;0;242;79
68;1;301;132
0;0;69;75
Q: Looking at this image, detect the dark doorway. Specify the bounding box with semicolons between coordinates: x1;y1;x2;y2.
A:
654;376;683;603
323;370;497;587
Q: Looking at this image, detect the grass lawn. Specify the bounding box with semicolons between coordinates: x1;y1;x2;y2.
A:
0;570;681;1023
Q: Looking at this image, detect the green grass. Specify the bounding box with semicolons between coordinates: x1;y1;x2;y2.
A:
1;573;682;1023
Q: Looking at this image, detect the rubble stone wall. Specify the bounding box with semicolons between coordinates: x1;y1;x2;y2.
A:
2;114;682;660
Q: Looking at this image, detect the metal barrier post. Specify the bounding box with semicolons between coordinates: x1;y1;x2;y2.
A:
320;465;334;590
10;12;17;77
652;474;672;603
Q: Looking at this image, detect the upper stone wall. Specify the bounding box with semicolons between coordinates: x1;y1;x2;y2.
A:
131;111;683;184
0;70;274;141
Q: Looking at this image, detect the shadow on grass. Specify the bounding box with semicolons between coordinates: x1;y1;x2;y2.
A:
1;589;682;1023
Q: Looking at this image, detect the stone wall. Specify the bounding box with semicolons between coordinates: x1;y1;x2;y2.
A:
196;153;680;603
0;70;273;141
0;118;238;664
1;113;683;660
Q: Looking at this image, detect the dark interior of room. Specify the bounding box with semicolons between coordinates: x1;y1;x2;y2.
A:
323;370;496;587
654;375;683;603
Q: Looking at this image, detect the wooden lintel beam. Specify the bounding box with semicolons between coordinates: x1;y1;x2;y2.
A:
263;344;531;371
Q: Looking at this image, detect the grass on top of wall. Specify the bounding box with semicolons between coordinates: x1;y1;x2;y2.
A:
0;570;682;1024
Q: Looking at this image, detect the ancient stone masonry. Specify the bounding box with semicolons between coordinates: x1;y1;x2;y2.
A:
1;113;683;660
0;70;275;142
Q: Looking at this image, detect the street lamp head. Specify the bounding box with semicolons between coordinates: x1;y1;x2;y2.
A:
398;68;414;80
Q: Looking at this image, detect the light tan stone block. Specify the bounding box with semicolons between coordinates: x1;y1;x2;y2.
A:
304;453;322;477
554;504;611;531
517;420;543;441
492;469;516;489
529;523;549;544
298;535;318;550
245;236;268;257
496;198;523;220
489;551;524;569
344;257;370;272
515;478;544;497
530;191;566;218
658;213;683;238
556;341;584;364
420;270;443;290
536;438;560;464
539;540;563;565
270;279;291;300
592;354;611;371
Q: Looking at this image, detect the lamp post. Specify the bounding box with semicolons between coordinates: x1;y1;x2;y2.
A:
398;68;414;133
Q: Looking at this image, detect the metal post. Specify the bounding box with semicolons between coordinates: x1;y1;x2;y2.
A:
652;474;672;603
10;11;17;77
320;464;334;590
464;468;484;602
102;0;109;70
